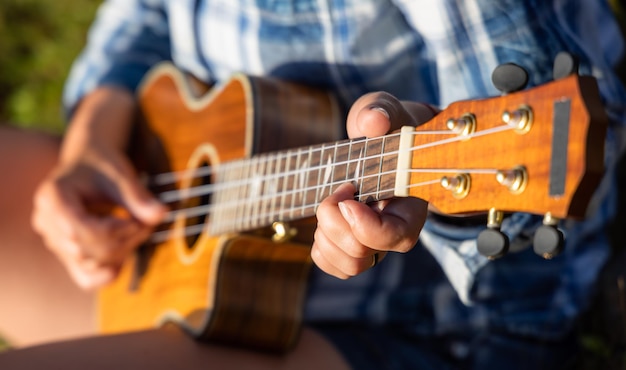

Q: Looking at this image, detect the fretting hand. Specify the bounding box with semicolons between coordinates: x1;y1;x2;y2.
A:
311;92;437;279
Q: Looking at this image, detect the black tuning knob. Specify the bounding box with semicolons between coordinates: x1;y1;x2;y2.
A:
477;209;510;259
553;51;579;80
491;63;529;94
533;213;565;258
477;228;510;259
533;225;564;258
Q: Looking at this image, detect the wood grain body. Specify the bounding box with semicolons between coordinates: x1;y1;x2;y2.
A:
98;63;342;352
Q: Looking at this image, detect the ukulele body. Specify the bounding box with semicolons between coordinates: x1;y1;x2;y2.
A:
98;63;343;352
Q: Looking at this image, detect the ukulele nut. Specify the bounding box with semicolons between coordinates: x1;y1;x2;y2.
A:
440;173;471;199
502;105;533;134
445;113;476;138
495;166;528;194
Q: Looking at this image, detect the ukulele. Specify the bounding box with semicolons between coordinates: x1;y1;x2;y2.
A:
98;61;607;352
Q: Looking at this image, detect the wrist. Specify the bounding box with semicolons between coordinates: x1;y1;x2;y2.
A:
61;86;136;164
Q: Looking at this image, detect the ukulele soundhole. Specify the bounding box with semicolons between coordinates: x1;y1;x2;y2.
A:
182;159;212;250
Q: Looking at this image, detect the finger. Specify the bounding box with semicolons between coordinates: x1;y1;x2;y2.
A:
347;92;401;138
32;178;89;253
337;196;428;253
315;183;369;258
63;257;120;290
78;217;151;264
96;156;167;226
33;178;151;266
43;226;128;290
116;175;166;226
311;232;380;279
346;92;439;138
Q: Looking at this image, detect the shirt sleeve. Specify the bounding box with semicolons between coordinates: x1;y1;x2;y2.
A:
63;0;171;118
391;0;626;305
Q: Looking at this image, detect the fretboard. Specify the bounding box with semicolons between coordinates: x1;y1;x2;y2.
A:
209;133;402;235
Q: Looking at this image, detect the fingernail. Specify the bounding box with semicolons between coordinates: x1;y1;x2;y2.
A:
139;199;167;224
368;105;390;119
338;201;355;226
147;199;165;211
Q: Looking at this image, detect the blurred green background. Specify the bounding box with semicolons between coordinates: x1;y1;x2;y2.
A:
1;0;622;133
0;0;101;133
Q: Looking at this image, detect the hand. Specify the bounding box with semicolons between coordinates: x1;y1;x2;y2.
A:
31;87;167;289
32;147;165;289
311;92;437;279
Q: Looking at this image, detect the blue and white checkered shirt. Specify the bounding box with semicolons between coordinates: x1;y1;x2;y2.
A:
65;0;626;343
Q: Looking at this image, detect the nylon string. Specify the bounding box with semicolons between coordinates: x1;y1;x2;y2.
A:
148;124;514;242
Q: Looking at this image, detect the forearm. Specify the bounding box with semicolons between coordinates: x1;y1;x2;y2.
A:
61;86;136;165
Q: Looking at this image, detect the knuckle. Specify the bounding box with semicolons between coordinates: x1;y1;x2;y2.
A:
394;237;417;253
342;263;360;277
344;242;369;258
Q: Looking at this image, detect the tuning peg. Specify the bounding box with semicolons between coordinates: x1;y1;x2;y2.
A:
477;208;510;259
491;63;528;94
553;51;579;80
533;213;564;259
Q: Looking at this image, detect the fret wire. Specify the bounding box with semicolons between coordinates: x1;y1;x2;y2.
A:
291;148;301;220
269;152;280;221
272;153;282;221
280;150;291;220
269;153;279;223
241;155;251;230
345;139;353;183
255;156;266;229
261;153;273;227
359;137;368;202
229;158;240;232
314;143;324;212
244;157;256;230
377;136;386;200
330;141;338;196
298;145;312;216
254;156;263;228
295;148;313;217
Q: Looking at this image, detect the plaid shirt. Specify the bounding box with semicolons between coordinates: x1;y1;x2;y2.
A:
65;0;626;344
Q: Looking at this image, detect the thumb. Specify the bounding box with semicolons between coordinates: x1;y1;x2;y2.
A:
347;92;439;138
113;171;166;225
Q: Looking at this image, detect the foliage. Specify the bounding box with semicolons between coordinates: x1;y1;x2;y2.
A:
0;0;101;133
0;335;8;352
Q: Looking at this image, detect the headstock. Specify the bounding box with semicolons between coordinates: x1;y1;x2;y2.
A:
399;52;608;259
